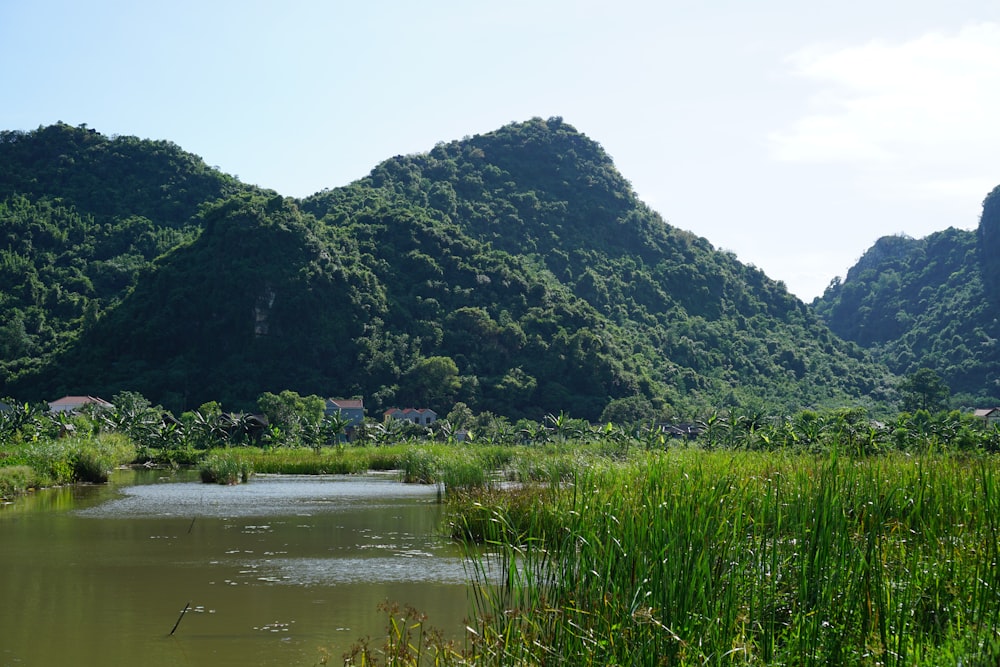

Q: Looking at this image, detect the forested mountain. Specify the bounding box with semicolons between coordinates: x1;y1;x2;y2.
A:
2;119;895;420
813;185;1000;408
0;124;255;382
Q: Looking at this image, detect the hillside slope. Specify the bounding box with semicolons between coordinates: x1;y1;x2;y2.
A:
4;119;895;419
0;124;255;382
813;185;1000;406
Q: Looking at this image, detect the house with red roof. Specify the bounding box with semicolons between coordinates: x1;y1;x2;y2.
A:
383;407;438;426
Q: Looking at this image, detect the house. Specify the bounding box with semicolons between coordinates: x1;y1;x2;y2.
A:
47;395;114;413
974;407;1000;427
384;407;438;426
658;422;704;439
325;398;365;429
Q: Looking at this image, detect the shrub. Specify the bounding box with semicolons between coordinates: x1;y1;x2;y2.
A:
73;446;114;483
0;466;39;500
72;433;137;483
199;452;253;484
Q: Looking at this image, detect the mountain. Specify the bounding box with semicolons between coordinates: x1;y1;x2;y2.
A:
812;185;1000;407
0;123;256;383
2;119;895;420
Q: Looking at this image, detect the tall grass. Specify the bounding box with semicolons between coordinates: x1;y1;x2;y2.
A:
453;450;1000;665
72;432;136;483
199;450;254;484
0;465;39;500
1;432;137;491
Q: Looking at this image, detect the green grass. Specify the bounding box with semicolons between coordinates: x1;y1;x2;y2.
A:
7;428;1000;663
450;449;1000;665
0;433;137;495
0;465;40;501
199;450;254;484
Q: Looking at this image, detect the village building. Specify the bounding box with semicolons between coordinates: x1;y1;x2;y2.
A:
47;395;114;413
383;407;438;426
974;407;1000;427
325;397;365;429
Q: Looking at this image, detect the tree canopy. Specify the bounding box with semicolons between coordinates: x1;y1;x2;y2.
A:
814;185;1000;410
2;119;902;420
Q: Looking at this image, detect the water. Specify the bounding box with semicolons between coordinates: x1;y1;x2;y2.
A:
0;470;473;666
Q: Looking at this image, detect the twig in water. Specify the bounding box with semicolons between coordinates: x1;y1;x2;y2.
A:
170;601;191;636
187;517;196;534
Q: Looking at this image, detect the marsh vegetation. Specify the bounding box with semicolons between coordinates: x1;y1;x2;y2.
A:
4;395;1000;664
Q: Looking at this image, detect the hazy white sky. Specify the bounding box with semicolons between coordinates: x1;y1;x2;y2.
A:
2;0;998;300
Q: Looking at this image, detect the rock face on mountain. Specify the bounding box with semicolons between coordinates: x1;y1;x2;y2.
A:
979;185;1000;304
814;185;1000;407
2;118;893;419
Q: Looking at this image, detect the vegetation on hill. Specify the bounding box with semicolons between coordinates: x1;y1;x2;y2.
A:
300;118;895;418
3;119;895;419
0;124;254;385
813;185;1000;408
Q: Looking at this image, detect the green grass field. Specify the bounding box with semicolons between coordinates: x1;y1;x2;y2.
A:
444;449;1000;666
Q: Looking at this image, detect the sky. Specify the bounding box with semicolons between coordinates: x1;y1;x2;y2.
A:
2;0;998;301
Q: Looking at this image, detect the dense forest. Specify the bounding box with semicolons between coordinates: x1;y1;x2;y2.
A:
813;185;1000;408
0;123;255;384
0;118;953;421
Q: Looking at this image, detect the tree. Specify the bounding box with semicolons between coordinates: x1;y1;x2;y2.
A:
978;185;1000;301
317;412;352;451
600;395;658;426
445;402;474;430
257;390;326;444
899;368;950;413
400;356;460;410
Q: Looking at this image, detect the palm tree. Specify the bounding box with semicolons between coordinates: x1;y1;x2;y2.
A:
698;411;728;449
316;412;352;452
189;409;220;449
545;411;583;444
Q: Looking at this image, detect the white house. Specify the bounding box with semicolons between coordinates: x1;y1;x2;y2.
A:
974;407;1000;427
383;407;437;426
47;395;114;413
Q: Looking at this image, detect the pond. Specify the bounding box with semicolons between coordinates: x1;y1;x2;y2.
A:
0;470;473;666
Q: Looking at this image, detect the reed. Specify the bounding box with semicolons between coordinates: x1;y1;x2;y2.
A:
454;449;1000;665
237;446;373;474
400;447;441;484
440;453;491;493
199;451;254;484
72;432;136;483
342;601;466;666
3;433;137;486
0;465;38;500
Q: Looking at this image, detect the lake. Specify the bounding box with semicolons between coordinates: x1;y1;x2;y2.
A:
0;470;473;666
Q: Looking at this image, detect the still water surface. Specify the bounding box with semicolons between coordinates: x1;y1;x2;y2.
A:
0;470;472;666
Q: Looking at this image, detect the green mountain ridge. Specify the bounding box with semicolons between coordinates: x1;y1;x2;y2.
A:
813;185;1000;407
2;119;896;419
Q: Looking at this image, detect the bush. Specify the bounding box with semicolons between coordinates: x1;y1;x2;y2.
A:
0;466;39;500
72;433;137;483
199;452;253;484
73;446;114;483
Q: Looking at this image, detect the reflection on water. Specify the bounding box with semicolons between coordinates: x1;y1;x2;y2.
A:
78;473;444;518
257;555;470;586
0;470;473;667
